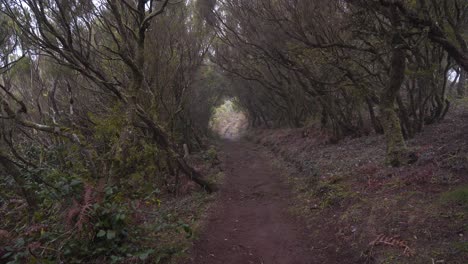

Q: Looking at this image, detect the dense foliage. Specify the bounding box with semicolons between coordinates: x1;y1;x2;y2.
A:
0;0;224;262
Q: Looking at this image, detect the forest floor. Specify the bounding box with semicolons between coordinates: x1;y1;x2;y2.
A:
241;100;468;264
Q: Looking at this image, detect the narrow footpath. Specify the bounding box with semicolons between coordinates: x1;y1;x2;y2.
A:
184;140;316;264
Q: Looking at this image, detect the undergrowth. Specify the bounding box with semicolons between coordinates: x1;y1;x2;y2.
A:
0;114;221;263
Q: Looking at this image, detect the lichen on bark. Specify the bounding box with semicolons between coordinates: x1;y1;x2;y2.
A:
380;106;407;166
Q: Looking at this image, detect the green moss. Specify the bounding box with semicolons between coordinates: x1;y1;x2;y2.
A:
203;145;218;166
315;179;350;208
380;107;408;166
206;145;217;160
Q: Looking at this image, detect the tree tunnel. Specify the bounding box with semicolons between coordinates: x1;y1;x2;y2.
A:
209;98;248;140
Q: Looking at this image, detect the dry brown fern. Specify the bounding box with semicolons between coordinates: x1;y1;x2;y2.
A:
369;234;415;256
76;184;94;231
65;183;96;232
65;199;81;227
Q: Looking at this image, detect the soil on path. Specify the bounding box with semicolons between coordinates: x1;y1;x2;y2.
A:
183;140;317;264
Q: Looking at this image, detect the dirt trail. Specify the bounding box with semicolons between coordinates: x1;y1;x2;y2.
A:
184;140;316;264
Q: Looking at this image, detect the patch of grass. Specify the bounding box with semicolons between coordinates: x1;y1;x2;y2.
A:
441;185;468;205
340;202;368;223
453;242;468;254
453;97;468;106
379;252;402;264
205;145;218;161
165;169;223;263
153;192;215;263
207;171;225;187
315;178;350;208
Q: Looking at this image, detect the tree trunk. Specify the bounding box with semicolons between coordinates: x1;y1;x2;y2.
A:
366;97;384;134
0;153;38;219
458;70;466;97
380;8;409;166
396;95;413;138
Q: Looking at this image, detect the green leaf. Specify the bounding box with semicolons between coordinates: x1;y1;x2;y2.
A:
136;249;154;260
182;224;193;238
116;213;126;221
69;179;82;187
1;251;13;259
96;230;106;238
106;230;116;240
15;238;25;247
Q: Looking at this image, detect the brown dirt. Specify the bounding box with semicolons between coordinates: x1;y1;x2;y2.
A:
183;140;333;264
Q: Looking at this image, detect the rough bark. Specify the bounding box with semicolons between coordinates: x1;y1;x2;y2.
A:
380;8;409;167
366;98;384;134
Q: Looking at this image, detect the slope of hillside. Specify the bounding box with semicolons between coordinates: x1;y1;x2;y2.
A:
247;101;468;263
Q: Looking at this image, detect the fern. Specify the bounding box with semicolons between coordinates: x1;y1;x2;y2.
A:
65;184;96;232
76;184;95;232
65;199;81;228
369;234;415;256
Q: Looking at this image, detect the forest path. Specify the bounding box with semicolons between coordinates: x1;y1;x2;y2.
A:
183;140;315;264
